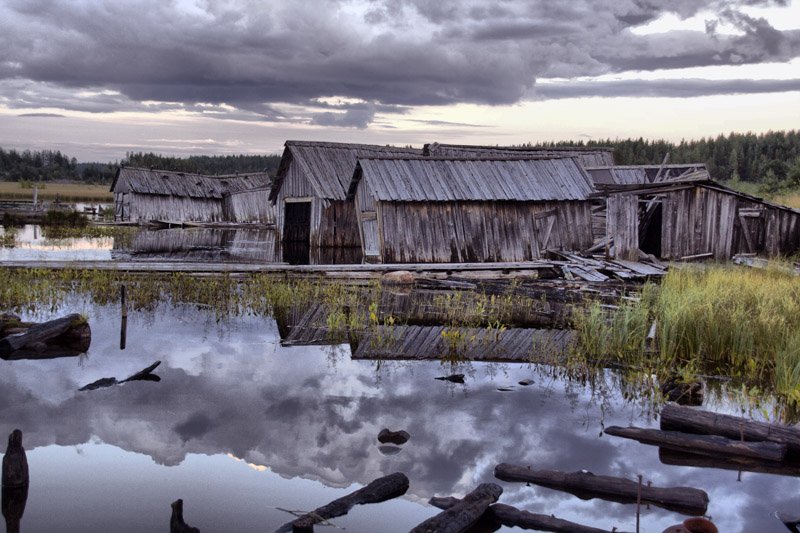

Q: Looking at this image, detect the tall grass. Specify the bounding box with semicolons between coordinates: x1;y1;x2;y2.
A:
573;264;800;412
0;182;113;202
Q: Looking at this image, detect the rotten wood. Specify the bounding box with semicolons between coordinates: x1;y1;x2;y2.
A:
411;483;502;533
275;472;409;533
0;314;90;360
494;463;708;516
604;426;787;462
170;499;200;533
429;496;623;533
658;448;800;478
660;403;800;455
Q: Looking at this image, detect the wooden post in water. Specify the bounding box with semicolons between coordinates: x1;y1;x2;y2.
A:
120;285;128;350
32;187;37;209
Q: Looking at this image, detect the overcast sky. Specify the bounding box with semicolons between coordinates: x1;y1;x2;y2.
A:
0;0;799;161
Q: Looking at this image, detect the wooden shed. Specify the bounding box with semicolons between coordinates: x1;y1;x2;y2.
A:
111;167;272;224
347;156;595;263
269;141;421;249
601;179;800;260
423;143;615;168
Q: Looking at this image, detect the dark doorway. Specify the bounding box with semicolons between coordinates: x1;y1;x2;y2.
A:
639;201;662;257
283;202;311;243
283;201;311;264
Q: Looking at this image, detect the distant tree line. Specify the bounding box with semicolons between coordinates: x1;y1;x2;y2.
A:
529;130;800;192
121;152;282;177
0;149;283;184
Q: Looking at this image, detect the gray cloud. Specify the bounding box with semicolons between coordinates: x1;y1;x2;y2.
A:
534;77;800;99
0;0;798;128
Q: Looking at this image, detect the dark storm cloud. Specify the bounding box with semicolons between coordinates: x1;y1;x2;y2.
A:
0;0;798;126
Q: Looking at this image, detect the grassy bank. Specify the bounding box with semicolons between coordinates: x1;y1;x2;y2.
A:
0;181;113;202
573;263;800;413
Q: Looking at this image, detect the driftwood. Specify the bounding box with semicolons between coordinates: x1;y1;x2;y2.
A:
660;403;800;455
170;499;200;533
429;497;622;533
2;430;28;489
0;314;90;360
411;483;502;533
494;463;708;516
434;374;465;383
658;448;800;477
604;426;787;462
275;472;409;533
79;361;162;392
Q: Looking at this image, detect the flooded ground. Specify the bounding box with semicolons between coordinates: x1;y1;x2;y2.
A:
0;225;362;264
2;290;800;532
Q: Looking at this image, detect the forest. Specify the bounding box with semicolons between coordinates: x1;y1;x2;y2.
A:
2;131;799;193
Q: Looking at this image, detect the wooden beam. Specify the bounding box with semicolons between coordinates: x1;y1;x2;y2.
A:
494;463;708;515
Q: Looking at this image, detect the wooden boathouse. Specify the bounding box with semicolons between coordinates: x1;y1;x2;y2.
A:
600;177;800;260
347;155;595;263
111;167;272;224
269;141;421;250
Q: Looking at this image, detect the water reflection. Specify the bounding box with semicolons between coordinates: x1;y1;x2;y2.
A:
0;302;798;532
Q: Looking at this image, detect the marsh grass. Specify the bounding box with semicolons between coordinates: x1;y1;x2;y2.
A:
573;263;800;413
0;182;113;202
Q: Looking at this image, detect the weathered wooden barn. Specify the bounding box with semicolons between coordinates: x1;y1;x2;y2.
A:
269;141;421;249
600;178;800;260
111;167;272;224
423;143;615;168
347;155;595;263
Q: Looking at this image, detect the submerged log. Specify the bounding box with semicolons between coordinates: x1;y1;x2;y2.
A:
429;497;622;533
276;472;409;533
170;499;200;533
494;463;708;516
411;483;502;533
2;430;28;489
0;314;90;360
434;374;465;383
658;448;800;477
660;403;800;455
377;429;410;445
604;426;787;462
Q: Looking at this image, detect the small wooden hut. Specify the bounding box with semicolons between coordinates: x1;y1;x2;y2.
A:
423;143;615;168
600;178;800;260
347;155;595;263
111;167;271;224
269;141;421;248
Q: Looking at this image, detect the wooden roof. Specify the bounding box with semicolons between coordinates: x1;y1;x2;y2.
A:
270;140;422;201
424;143;615;167
111;167;270;199
349;155;595;202
585;164;708;186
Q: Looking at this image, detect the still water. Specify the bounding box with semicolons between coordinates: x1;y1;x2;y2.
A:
1;297;799;532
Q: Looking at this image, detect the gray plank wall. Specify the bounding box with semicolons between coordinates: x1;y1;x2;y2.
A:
376;201;592;263
223;189;275;224
606;194;640;260
127;193;224;223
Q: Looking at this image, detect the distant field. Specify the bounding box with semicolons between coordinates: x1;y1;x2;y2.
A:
0;182;113;202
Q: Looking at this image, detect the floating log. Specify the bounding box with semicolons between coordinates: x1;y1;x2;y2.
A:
434;374;465;383
604;426;787;462
660;403;800;455
429;497;622;533
377;429;410;445
2;430;28;489
170;499;200;533
411;483;502;533
494;463;708;516
0;314;91;360
275;472;409;533
658;448;800;477
79;361;162;392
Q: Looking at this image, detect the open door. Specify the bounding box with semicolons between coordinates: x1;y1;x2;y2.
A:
283;201;311;265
